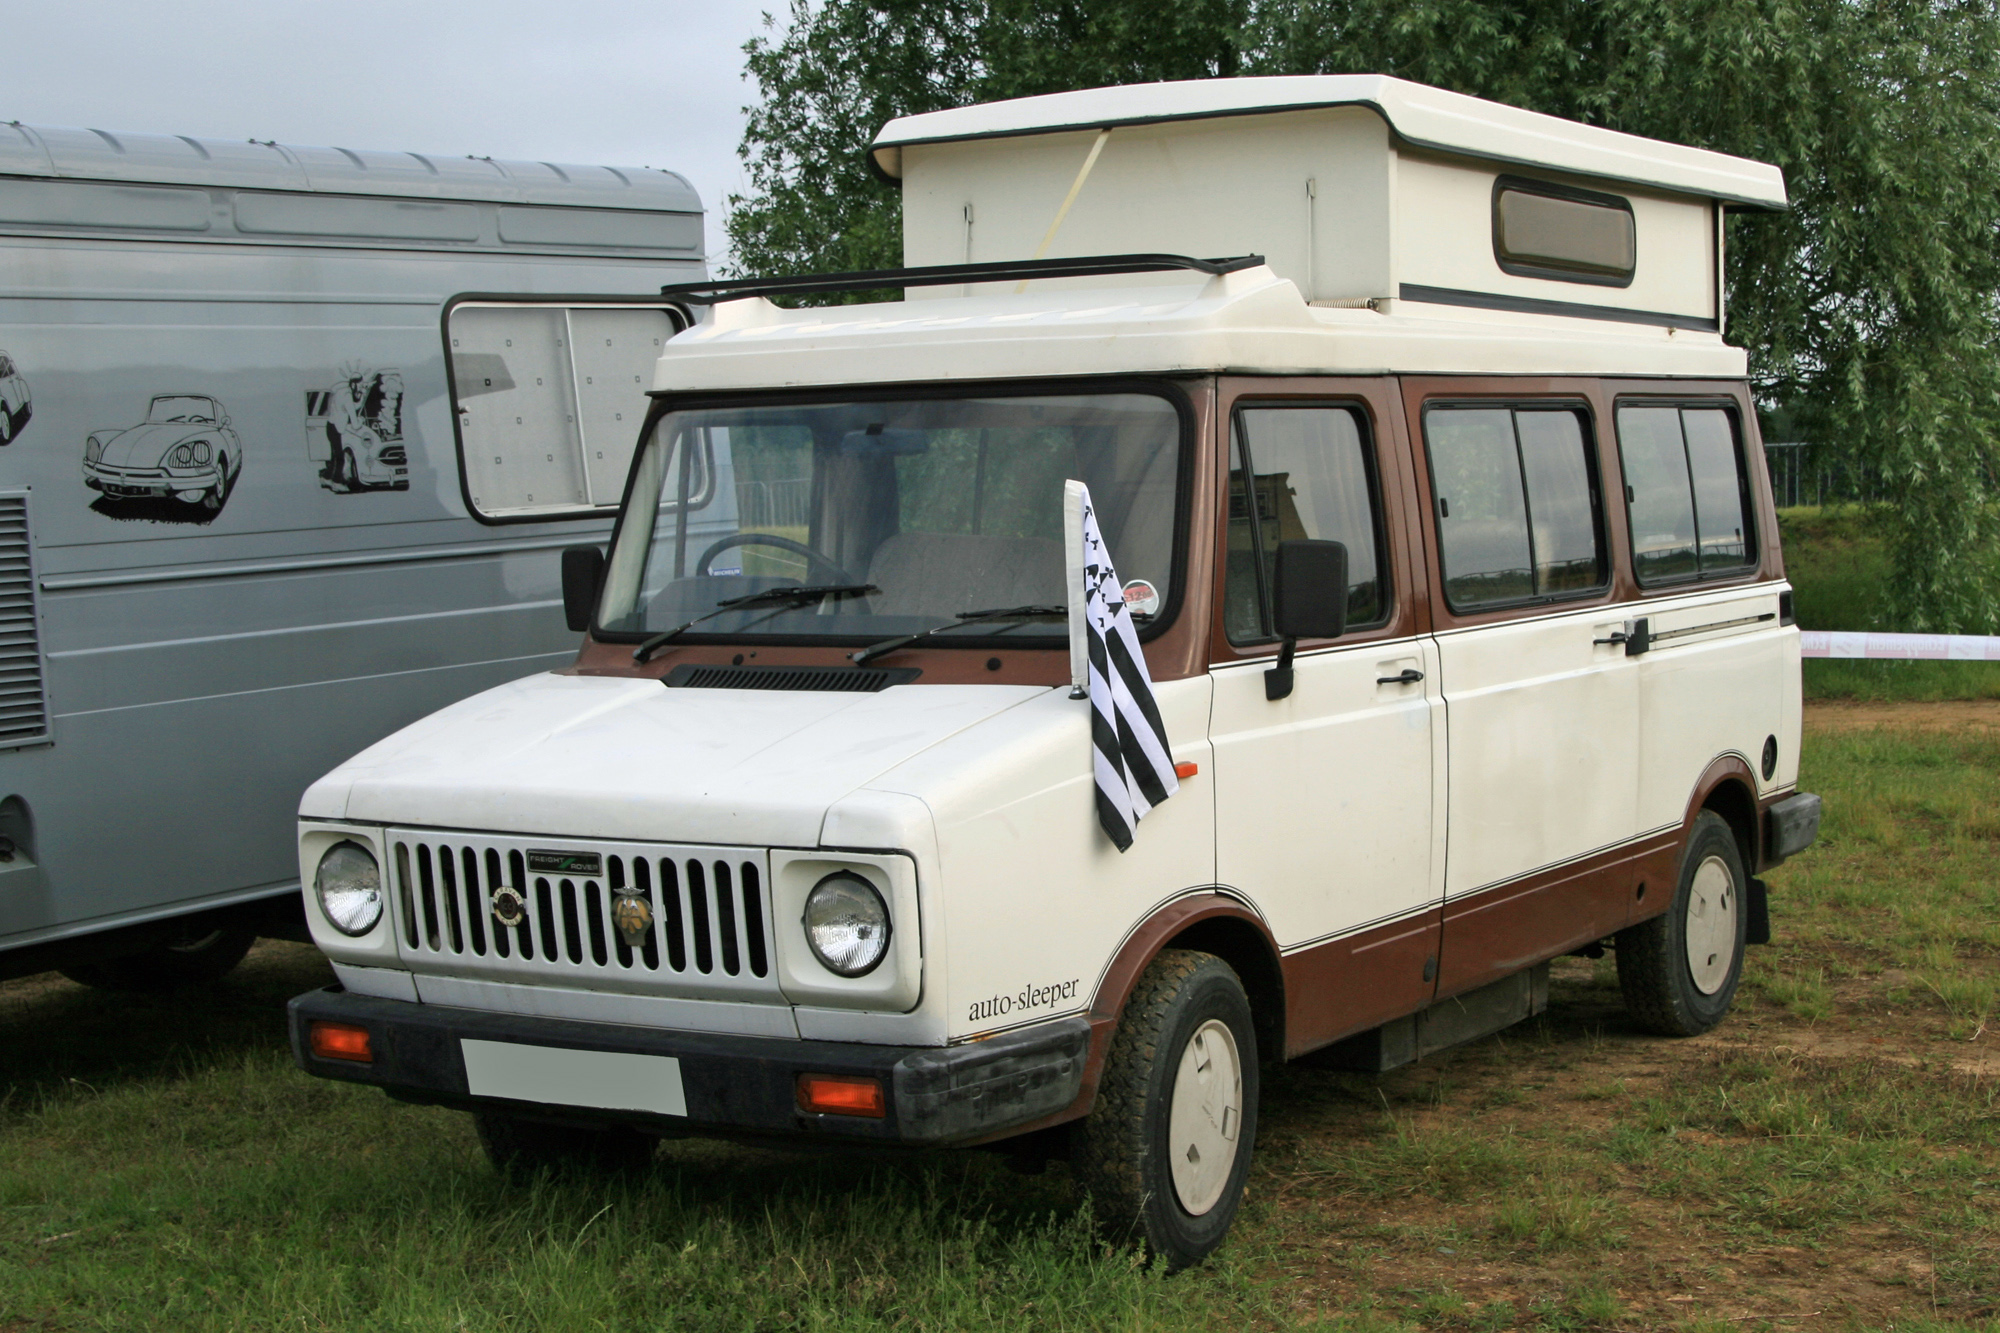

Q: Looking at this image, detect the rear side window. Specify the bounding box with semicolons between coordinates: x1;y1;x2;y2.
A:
1425;405;1607;611
1226;405;1386;644
1616;405;1756;583
1493;176;1636;287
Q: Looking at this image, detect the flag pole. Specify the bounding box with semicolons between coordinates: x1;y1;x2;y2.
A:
1063;479;1088;699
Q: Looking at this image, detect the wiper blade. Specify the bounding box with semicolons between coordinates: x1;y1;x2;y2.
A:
850;604;1067;668
632;583;878;663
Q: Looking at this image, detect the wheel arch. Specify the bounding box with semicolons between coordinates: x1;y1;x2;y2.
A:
1687;754;1760;874
961;891;1284;1147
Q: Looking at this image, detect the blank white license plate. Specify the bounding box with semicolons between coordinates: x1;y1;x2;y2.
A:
460;1039;687;1117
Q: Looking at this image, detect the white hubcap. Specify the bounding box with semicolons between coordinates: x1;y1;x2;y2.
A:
1684;854;1738;995
1167;1018;1244;1216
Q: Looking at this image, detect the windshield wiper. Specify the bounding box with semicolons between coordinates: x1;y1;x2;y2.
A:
632;584;878;663
850;604;1067;668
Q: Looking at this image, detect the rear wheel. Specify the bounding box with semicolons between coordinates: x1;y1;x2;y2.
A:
473;1109;654;1182
1074;949;1258;1270
1617;809;1748;1036
60;921;257;992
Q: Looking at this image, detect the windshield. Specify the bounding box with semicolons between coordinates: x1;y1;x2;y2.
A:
597;390;1183;644
147;396;216;424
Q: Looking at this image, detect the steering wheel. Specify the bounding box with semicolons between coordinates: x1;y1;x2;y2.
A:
693;532;860;586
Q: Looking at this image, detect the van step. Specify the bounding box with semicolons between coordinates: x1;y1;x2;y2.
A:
1308;963;1550;1074
661;663;921;692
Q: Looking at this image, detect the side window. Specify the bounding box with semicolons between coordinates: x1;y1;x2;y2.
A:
1615;404;1755;583
1226;405;1385;645
1425;404;1606;611
447;301;681;521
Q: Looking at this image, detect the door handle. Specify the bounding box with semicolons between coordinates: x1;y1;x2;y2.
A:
1593;617;1651;656
1376;668;1424;685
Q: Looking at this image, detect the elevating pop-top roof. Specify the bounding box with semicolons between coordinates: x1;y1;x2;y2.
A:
871;75;1786;210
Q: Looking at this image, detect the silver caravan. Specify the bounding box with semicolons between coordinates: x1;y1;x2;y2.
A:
0;123;702;986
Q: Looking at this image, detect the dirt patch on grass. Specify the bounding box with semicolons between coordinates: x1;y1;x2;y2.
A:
1805;698;2000;731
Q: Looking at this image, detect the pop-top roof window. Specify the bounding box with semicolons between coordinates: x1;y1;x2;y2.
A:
1492;176;1636;287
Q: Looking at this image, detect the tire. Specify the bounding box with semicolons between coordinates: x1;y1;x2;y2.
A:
1617;809;1748;1036
60;922;257;992
473;1108;654;1182
1074;949;1258;1270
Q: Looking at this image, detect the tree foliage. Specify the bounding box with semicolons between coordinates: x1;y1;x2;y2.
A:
729;0;2000;630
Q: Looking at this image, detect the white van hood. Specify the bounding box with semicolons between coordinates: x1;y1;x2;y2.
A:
303;671;1049;847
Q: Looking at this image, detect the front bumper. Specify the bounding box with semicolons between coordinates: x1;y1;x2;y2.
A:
84;461;220;497
289;987;1088;1146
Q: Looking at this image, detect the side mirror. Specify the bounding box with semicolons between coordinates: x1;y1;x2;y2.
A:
1265;539;1347;701
561;546;606;633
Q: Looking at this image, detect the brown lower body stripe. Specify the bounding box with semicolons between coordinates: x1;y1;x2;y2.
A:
1278;829;1682;1059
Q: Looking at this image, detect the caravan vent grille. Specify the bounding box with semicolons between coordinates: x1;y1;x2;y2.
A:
0;493;48;750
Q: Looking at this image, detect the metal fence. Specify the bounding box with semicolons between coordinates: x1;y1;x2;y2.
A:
733;478;812;529
1763;441;1881;509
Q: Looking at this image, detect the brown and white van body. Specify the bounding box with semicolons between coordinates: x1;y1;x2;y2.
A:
290;76;1819;1265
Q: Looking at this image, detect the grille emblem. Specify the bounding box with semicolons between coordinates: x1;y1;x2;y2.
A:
491;884;528;928
612;892;652;947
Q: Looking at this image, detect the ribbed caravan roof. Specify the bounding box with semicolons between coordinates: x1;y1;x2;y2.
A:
0;121;700;213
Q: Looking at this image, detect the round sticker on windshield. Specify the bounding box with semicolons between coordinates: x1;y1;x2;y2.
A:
1122;579;1161;617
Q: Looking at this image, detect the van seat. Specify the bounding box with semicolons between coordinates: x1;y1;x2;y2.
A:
866;531;1065;618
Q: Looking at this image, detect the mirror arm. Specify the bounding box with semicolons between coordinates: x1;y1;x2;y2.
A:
1265;637;1298;701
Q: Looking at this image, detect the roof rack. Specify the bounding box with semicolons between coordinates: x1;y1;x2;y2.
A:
660;253;1265;305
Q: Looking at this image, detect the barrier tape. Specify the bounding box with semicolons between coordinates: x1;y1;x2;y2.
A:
1801;630;2000;660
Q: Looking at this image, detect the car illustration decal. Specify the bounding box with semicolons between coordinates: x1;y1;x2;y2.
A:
0;351;31;446
83;392;242;525
306;365;410;493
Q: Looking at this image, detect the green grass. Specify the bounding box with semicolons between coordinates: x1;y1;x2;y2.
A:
5;726;2000;1328
1779;505;2000;701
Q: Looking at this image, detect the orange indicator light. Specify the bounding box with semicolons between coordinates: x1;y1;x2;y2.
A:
309;1021;373;1063
1174;761;1199;779
797;1073;886;1117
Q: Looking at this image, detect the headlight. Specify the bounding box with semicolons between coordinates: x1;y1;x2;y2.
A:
192;440;211;464
172;444;193;466
802;872;891;977
84;437;101;463
315;841;383;937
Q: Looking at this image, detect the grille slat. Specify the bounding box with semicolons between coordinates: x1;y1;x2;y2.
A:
388;831;778;1002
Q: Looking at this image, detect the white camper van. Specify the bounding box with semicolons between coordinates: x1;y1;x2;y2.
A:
290;76;1822;1267
0;122;702;986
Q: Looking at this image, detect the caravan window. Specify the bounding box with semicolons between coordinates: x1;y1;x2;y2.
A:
1425;405;1606;611
1493;176;1636;287
1616;404;1756;582
1225;405;1385;644
446;302;681;521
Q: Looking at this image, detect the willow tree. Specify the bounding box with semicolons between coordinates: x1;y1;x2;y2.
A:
728;0;2000;631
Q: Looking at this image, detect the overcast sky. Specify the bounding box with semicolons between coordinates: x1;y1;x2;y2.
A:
5;0;777;263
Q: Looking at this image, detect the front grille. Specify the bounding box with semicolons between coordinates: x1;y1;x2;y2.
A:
663;663;921;692
0;492;49;750
387;829;780;1002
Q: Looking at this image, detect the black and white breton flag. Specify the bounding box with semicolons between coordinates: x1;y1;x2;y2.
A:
1065;480;1178;852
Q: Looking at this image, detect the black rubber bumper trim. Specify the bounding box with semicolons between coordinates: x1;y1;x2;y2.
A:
1763;790;1823;867
287;988;1088;1146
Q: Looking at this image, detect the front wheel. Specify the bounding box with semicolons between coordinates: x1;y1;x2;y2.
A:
1074;949;1258;1270
1617;809;1748;1036
473;1109;654;1182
